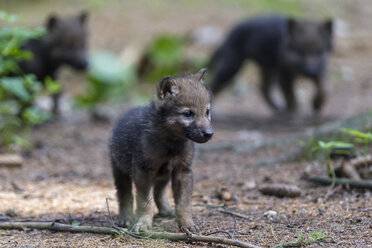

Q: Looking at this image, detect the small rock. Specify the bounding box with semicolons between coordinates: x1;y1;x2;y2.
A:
264;210;277;217
221;191;232;201
232;194;239;201
216;186;233;201
243;180;256;190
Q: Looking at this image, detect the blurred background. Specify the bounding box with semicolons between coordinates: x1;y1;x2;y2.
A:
0;1;371;247
1;0;372;125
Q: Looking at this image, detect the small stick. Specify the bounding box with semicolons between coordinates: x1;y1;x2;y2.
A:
308;177;372;189
323;184;342;203
205;230;232;238
220;209;250;220
231;217;237;239
0;222;261;248
0;154;23;168
105;198;114;226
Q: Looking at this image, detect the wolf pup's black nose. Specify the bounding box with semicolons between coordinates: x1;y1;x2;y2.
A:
202;128;214;138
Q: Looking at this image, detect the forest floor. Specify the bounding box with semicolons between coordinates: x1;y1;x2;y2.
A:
0;0;371;247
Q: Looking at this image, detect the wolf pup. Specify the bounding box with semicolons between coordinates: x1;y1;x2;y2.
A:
110;68;213;233
19;11;89;114
209;15;333;113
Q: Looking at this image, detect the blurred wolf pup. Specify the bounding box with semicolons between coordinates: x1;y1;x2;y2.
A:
209;15;333;114
110;68;213;233
19;11;89;114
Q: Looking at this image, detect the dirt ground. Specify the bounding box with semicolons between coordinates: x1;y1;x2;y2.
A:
0;0;371;247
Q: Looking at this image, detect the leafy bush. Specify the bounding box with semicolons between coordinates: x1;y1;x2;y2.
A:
138;34;205;83
75;51;136;109
0;11;55;147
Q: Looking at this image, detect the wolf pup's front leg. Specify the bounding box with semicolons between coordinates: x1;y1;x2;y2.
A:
172;156;199;233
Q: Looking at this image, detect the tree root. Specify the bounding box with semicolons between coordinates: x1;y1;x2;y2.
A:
0;221;261;248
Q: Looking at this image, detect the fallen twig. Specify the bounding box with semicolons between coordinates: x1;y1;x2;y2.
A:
205;230;232;238
308;177;372;189
220;209;250;220
0;154;23;168
0;222;261;248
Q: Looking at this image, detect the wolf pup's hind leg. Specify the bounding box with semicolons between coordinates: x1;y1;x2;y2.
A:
112;164;134;227
131;168;155;233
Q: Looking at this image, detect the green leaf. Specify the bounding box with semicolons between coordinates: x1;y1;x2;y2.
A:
0;100;20;115
44;77;61;94
88;51;135;86
77;51;135;108
147;34;183;68
11;135;30;147
22;107;50;124
0;11;18;23
317;141;354;150
0;77;30;101
342;128;372;142
71;221;80;226
23;74;42;92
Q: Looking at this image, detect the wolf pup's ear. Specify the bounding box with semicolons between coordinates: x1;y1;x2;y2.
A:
46;14;58;31
157;76;178;99
79;11;88;24
195;68;208;84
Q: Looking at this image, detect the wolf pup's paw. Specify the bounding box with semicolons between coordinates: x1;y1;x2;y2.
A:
130;218;152;233
178;220;200;233
117;216;133;227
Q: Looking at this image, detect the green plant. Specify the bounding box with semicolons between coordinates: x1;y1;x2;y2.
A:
312;141;354;180
0;11;56;147
76;51;136;109
276;230;333;247
139;34;205;83
342;128;372;154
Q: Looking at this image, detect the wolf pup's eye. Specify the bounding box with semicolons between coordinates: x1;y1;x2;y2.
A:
183;110;194;118
206;109;210;116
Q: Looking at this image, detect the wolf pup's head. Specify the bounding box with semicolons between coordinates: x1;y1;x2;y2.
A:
284;18;333;79
155;68;213;143
44;11;89;70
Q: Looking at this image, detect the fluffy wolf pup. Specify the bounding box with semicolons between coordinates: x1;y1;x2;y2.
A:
209;15;333;114
19;11;89;114
110;68;213;233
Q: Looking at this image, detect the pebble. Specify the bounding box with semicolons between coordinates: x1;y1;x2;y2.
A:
264;210;277;217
